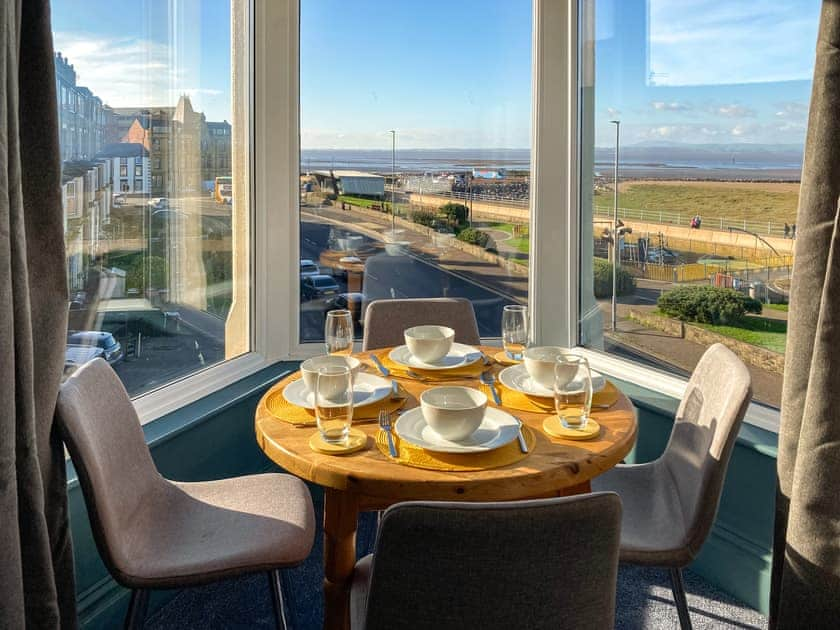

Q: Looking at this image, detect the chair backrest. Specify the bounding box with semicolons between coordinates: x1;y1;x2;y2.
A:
663;343;752;557
56;359;164;577
361;493;622;630
362;298;481;351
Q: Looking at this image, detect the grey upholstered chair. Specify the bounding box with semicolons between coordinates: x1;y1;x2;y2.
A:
56;359;316;630
361;297;481;350
592;343;752;630
350;493;622;630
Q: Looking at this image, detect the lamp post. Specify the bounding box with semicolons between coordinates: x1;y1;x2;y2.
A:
389;130;396;235
610;120;621;331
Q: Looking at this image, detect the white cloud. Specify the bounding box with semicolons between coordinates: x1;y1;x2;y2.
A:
648;2;819;86
606;107;621;118
52;31;229;120
651;101;692;111
712;104;757;118
775;101;808;119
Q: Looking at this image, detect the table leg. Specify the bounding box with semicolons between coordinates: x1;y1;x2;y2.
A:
558;480;592;496
323;488;360;630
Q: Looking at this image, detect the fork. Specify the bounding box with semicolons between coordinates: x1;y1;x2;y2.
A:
379;409;398;457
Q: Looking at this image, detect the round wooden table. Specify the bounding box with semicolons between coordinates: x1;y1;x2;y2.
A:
255;347;637;630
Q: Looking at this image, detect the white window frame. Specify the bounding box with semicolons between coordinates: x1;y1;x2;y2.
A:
134;0;780;433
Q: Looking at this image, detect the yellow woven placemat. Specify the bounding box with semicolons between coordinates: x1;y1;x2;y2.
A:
374;425;536;471
370;348;487;380
265;378;408;427
479;381;621;414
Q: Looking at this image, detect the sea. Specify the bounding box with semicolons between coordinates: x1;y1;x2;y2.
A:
301;145;804;181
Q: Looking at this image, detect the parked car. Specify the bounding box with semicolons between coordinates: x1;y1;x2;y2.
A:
328;292;367;329
66;331;123;364
300;259;321;278
646;247;682;265
64;344;104;373
301;274;340;301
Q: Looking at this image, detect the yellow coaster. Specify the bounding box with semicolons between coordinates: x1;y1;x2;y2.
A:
309;427;368;455
374;426;536;471
542;415;601;441
493;351;522;366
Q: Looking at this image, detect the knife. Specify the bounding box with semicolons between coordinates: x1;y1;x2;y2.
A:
369;354;390;377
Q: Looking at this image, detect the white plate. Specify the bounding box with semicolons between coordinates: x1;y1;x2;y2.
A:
283;372;391;409
498;364;606;398
388;343;483;371
394;406;520;453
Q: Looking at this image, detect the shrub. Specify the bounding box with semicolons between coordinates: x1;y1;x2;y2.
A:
439;202;469;227
410;210;437;227
457;227;490;248
657;285;762;324
593;257;636;298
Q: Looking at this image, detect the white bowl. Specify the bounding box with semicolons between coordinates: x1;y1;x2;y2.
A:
523;346;571;390
404;325;455;363
301;355;361;400
420;386;487;441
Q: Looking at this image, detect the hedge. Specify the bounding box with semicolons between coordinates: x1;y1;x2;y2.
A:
457;227;490;248
410;210;437;227
593;258;636;298
657;285;762;325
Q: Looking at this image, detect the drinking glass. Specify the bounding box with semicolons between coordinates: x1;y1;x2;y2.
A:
502;304;528;360
315;365;354;444
554;355;593;430
325;309;354;355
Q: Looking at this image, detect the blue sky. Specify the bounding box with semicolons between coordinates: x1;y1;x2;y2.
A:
50;0;819;148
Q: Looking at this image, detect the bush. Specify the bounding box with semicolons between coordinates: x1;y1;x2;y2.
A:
410;210;437;227
439;202;469;227
657;285;762;324
457;227;490;248
593;258;636;298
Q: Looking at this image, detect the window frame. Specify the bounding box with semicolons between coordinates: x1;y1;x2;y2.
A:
131;0;780;433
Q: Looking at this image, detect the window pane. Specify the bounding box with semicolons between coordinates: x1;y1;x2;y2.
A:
579;0;817;409
54;0;250;397
299;0;532;345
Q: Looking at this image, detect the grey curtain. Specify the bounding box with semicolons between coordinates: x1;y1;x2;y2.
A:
772;1;840;626
0;0;77;628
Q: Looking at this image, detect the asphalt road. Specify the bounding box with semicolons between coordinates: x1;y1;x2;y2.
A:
299;219;513;342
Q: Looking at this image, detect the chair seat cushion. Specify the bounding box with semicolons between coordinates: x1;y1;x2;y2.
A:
591;462;693;566
350;554;373;629
116;473;315;588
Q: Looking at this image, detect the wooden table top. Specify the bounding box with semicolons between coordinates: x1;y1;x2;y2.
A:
255;346;638;503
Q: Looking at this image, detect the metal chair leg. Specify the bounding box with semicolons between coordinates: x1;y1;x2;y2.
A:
124;589;149;630
669;567;693;630
269;569;290;630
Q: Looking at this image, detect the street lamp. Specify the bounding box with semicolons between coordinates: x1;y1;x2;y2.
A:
610;120;621;331
389;130;396;235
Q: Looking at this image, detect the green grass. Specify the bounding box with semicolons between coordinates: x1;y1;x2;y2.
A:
764;303;789;312
696;315;787;354
483;222;530;254
594;182;799;225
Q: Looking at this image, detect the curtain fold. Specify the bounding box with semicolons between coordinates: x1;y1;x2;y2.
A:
0;0;77;628
771;1;840;626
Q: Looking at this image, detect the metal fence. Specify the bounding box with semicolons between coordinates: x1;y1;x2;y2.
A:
594;205;794;239
622;256;792;285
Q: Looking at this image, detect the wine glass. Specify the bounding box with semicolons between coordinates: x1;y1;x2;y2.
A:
325;309;354;355
315;365;354;444
554;354;593;430
501;304;528;360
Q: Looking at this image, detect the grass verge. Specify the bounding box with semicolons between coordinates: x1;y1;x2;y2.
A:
696;315;787;354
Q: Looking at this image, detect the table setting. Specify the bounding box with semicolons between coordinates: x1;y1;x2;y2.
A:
261;306;625;471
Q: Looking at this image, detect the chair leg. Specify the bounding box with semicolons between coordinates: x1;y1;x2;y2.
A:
124;589;149;630
669;567;693;630
269;569;290;630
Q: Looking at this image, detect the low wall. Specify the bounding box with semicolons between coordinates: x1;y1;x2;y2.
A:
629;309;785;375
